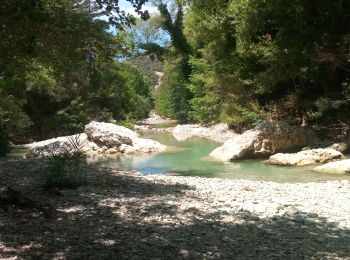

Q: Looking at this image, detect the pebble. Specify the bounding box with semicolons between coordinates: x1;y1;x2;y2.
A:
1;161;350;259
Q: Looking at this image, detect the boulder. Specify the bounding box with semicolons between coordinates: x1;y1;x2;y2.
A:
314;159;350;174
25;134;91;158
26;122;166;158
84;121;138;148
128;138;166;153
172;124;237;143
327;142;350;154
268;148;343;166
210;120;315;161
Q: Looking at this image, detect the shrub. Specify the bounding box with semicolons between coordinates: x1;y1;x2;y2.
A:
44;153;86;190
0;125;10;157
44;134;86;191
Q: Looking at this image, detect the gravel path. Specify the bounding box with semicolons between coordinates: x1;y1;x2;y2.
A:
0;159;350;259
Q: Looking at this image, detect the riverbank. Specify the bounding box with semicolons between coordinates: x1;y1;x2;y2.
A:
1;159;349;259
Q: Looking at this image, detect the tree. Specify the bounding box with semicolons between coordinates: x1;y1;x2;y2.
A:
184;0;350;126
0;0;152;155
151;0;193;121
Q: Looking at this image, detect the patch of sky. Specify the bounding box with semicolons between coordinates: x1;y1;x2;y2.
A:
97;0;159;35
96;0;170;61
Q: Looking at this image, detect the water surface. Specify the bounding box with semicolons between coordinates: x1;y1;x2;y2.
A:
90;131;350;183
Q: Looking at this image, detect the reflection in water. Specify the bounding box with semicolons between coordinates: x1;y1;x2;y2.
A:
89;131;350;183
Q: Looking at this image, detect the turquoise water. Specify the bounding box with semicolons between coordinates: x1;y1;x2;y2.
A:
90;131;350;183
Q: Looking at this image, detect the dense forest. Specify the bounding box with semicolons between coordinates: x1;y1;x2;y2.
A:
1;0;350;156
153;0;350;128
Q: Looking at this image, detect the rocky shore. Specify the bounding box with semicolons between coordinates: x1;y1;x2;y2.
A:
23;121;166;158
0;159;349;259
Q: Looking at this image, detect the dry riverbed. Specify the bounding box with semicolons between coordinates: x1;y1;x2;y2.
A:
0;159;350;259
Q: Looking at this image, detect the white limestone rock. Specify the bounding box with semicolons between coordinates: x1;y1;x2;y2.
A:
25;134;91;158
172;123;237;143
268;148;343;166
84;121;138;148
314;159;350;174
210;120;315;161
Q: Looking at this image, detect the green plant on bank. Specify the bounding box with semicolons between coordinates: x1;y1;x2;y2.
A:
0;125;10;157
117;119;136;130
44;134;87;191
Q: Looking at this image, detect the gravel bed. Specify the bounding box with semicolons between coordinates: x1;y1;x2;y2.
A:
0;159;349;259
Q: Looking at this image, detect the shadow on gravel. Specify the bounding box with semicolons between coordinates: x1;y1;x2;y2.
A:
0;163;349;259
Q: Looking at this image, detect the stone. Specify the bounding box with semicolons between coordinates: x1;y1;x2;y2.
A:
328;142;349;154
307;213;318;218
140;111;176;125
84;121;165;154
172;123;237;143
285;205;300;215
131;138;166;153
314;159;350;174
26;121;166;158
268;148;343;166
106;148;119;154
210;120;315;161
84;121;138;148
25;134;90;158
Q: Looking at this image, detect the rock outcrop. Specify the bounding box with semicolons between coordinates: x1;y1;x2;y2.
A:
268;148;343;166
85;121;137;147
26;122;166;158
172;124;237;143
210;120;315;161
25;134;91;158
327;142;350;154
314;159;350;174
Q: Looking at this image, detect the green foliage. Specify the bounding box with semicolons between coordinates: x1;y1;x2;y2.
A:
55;98;89;134
0;125;10;157
116;119;135;130
44;134;87;190
0;87;32;142
127;56;163;87
91;62;152;121
1;0;349;142
44;153;86;190
187;57;220;123
184;0;350;126
154;52;192;122
0;0;153;143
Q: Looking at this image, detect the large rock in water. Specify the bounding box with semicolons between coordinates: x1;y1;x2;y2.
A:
26;122;165;158
314;159;350;174
84;121;166;154
84;121;138;148
268;148;343;166
210;120;315;161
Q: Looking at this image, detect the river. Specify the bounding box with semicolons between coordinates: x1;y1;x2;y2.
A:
89;130;350;183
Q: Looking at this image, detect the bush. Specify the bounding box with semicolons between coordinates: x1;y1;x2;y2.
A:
0;126;10;157
44;152;86;190
44;134;86;190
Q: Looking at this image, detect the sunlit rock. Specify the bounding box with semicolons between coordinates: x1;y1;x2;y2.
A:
84;121;137;148
210;120;315;161
25;134;91;158
26;121;166;158
268;148;343;166
172;123;237;143
314;159;350;174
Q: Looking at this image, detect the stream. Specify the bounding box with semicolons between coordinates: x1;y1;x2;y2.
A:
89;130;350;183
